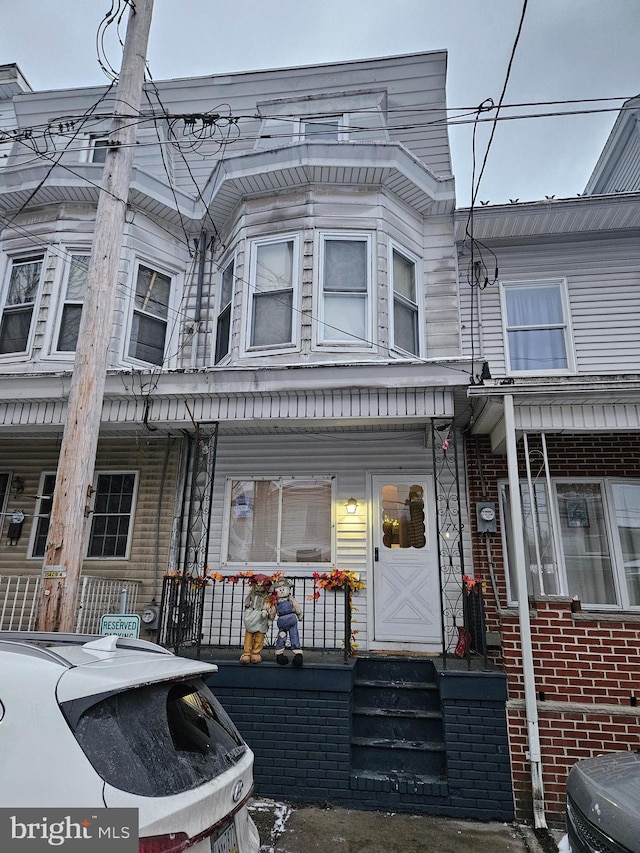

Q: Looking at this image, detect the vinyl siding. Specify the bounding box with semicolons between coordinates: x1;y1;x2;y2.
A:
206;428;470;650
0;436;181;608
460;235;640;377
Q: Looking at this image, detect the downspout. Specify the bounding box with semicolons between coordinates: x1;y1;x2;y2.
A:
504;394;547;830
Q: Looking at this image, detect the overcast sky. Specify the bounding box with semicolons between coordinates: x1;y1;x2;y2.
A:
1;0;638;207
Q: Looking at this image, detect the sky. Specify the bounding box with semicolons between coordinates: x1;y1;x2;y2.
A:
1;0;638;207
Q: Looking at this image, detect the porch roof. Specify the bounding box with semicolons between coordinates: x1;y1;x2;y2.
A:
469;374;640;451
0;359;473;434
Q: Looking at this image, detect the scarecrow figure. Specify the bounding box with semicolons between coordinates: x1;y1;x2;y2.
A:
273;577;303;667
240;574;275;664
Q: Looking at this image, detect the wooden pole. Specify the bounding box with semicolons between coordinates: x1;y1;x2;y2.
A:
36;0;154;632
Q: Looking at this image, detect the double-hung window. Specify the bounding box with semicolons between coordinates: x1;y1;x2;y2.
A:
56;253;89;352
128;262;171;365
225;476;333;565
214;257;234;363
501;279;572;373
247;236;297;350
31;471;137;560
0;256;43;355
318;233;371;346
501;478;640;609
390;245;419;356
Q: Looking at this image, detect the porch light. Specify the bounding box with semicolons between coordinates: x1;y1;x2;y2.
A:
11;475;24;497
345;497;359;515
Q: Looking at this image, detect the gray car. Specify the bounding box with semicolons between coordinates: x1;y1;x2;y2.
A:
565;750;640;853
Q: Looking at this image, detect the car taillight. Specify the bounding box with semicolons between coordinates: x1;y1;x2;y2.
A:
138;832;191;853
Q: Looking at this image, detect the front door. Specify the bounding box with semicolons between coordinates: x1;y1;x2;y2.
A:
371;475;441;647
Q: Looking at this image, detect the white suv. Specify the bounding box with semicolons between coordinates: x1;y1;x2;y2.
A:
0;631;260;853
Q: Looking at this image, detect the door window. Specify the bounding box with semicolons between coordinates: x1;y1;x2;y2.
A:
380;483;426;549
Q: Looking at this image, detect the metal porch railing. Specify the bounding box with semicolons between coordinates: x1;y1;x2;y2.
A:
158;574;354;661
0;574;141;633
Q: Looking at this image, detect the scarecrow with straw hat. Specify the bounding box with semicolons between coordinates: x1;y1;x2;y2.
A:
239;574;275;664
273;576;303;667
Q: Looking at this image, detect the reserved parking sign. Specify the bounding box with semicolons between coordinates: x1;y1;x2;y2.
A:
99;614;140;639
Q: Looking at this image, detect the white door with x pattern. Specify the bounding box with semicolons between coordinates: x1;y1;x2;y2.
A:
371;474;440;647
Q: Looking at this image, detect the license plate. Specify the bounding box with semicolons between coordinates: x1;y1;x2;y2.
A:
211;821;238;853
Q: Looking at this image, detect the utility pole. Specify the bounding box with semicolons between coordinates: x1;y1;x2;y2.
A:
36;0;154;632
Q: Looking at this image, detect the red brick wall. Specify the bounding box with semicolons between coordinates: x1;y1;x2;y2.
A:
467;433;640;824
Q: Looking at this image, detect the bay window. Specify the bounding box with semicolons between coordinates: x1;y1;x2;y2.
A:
56;253;89;352
0;256;43;354
248;236;297;350
318;233;371;345
390;245;419;356
128;262;171;365
215;257;234;363
225;477;333;565
501;279;572;373
501;478;640;609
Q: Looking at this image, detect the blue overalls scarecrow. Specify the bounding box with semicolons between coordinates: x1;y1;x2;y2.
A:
273;577;303;667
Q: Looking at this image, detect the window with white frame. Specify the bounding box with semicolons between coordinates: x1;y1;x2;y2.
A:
31;471;137;559
90;136;110;163
318;234;371;345
128;262;171;365
501;478;640;609
0;256;43;355
501;280;572;373
247;236;297;350
390;245;419;356
214;257;234;364
225;477;333;565
56;253;89;352
301;116;342;141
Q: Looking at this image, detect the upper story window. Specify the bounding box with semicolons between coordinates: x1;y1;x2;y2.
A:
246;235;299;352
31;471;137;560
255;89;388;150
224;476;333;565
501;478;640;610
390;244;420;356
214;257;235;364
89;136;110;164
318;233;371;346
55;253;89;352
128;262;172;366
501;279;573;374
301;116;342;141
0;255;43;355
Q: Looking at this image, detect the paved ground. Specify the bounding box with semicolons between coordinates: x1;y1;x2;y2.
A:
248;799;564;853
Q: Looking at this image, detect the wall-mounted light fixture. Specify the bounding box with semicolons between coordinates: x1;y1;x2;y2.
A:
11;475;24;497
345;497;359;515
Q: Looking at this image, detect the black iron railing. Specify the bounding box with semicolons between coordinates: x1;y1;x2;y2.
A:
158;574;354;662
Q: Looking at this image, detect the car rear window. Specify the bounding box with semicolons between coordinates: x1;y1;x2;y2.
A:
62;678;246;796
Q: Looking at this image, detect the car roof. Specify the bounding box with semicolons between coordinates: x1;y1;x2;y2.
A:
0;632;217;701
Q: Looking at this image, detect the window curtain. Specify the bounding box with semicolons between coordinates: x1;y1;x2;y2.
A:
505;286;567;370
611;482;640;606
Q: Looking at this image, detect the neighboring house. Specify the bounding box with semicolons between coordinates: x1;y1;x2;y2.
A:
0;55;515;820
457;94;640;822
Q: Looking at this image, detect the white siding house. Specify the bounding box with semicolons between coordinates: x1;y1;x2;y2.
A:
0;53;473;655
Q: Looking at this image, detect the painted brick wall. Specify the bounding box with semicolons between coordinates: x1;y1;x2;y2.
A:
467;433;640;824
207;664;353;801
207;660;513;821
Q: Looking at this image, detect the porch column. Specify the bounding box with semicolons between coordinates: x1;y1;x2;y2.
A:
503;394;547;829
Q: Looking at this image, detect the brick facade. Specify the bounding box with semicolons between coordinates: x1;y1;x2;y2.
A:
467;433;640;824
